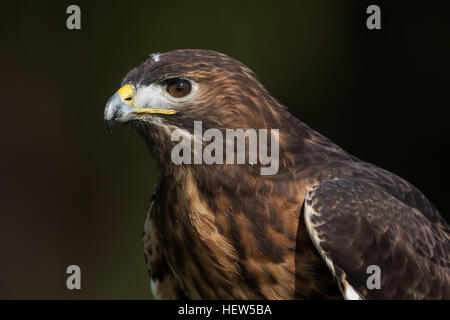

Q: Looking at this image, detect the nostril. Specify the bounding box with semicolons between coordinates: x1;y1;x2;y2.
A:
124;97;133;101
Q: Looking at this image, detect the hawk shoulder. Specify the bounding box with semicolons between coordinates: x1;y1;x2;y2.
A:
303;179;450;299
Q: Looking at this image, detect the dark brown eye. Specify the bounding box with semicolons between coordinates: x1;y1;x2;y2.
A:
167;79;191;98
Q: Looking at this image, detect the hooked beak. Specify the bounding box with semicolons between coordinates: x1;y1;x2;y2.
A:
104;92;134;135
104;84;176;135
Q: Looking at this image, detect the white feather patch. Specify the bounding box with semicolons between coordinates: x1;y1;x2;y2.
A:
343;281;362;300
150;279;163;299
150;53;160;62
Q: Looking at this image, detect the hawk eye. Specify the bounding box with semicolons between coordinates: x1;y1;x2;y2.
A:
167;79;191;98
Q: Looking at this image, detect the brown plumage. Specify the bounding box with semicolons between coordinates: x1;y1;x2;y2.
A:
105;49;450;299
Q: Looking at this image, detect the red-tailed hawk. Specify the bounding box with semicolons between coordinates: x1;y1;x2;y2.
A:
104;49;449;299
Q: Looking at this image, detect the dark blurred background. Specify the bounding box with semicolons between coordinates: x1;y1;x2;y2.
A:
0;0;448;299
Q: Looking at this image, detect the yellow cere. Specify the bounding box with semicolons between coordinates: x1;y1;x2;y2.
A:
117;84;135;106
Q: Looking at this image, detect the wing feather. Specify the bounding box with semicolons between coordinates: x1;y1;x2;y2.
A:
304;179;450;299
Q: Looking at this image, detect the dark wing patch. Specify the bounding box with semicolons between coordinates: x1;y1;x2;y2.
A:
304;179;450;300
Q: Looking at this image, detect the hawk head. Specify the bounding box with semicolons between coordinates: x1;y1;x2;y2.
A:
104;50;293;164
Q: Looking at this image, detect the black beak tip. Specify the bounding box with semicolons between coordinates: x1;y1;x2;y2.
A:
105;119;114;136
